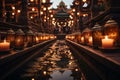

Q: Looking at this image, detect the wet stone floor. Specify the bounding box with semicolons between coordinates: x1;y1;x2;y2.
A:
14;40;86;80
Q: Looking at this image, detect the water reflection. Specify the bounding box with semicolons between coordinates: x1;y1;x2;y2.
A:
21;40;86;80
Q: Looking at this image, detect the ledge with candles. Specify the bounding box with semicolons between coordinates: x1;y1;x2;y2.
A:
66;39;120;73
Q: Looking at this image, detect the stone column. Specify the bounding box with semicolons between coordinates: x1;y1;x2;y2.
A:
18;0;28;29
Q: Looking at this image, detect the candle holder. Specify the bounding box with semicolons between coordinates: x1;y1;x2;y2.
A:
92;23;103;48
14;29;25;50
7;29;15;49
104;19;119;48
82;28;92;45
25;30;34;47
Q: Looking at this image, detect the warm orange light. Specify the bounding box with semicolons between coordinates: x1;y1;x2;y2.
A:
30;16;33;19
102;36;114;48
30;0;34;2
82;0;87;2
42;0;46;3
43;7;46;11
77;12;80;16
12;12;15;15
12;6;15;10
40;11;43;15
17;10;21;13
72;9;75;12
50;14;53;17
0;40;10;51
32;8;35;11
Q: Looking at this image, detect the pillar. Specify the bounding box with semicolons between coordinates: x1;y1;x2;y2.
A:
18;0;28;29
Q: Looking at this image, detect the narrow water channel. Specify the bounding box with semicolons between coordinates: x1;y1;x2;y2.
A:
11;40;86;80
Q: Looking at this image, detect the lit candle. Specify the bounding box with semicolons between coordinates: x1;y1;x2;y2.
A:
81;37;84;43
35;37;39;43
88;36;93;46
102;36;114;48
0;40;10;51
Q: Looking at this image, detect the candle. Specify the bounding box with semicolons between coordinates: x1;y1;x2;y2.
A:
88;36;93;46
0;40;10;51
35;37;39;43
102;36;114;48
81;37;84;43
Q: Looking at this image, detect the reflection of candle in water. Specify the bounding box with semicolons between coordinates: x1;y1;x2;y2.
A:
102;36;114;48
88;36;93;45
0;40;10;51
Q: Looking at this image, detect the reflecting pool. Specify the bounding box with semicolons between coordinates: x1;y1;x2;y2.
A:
18;40;86;80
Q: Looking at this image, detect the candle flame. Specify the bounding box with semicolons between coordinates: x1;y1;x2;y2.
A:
4;40;7;43
105;36;108;39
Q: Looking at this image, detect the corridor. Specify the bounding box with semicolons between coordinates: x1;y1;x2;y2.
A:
8;40;86;80
0;0;120;80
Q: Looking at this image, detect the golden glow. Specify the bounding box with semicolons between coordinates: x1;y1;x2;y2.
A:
12;6;15;10
12;12;15;15
40;11;43;15
48;7;51;10
82;0;87;2
50;14;53;17
43;7;46;11
75;68;79;71
72;9;75;12
77;12;80;16
102;36;114;48
49;10;52;13
32;8;35;11
42;0;46;3
32;78;35;80
83;14;88;17
30;16;33;19
17;10;21;13
30;0;34;2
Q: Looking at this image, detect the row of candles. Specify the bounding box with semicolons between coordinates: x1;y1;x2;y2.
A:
66;19;120;49
0;29;56;52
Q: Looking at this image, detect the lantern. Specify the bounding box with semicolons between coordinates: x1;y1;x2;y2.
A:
104;19;119;48
25;30;34;47
7;29;15;48
15;29;25;50
82;28;92;45
92;23;103;48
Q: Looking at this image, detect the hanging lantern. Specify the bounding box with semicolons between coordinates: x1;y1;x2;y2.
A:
104;19;119;48
25;30;34;47
92;23;103;48
15;29;25;50
82;28;92;45
7;29;15;48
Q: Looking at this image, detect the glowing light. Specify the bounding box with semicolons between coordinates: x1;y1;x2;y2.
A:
17;10;21;13
32;8;35;11
30;0;34;2
12;6;15;10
